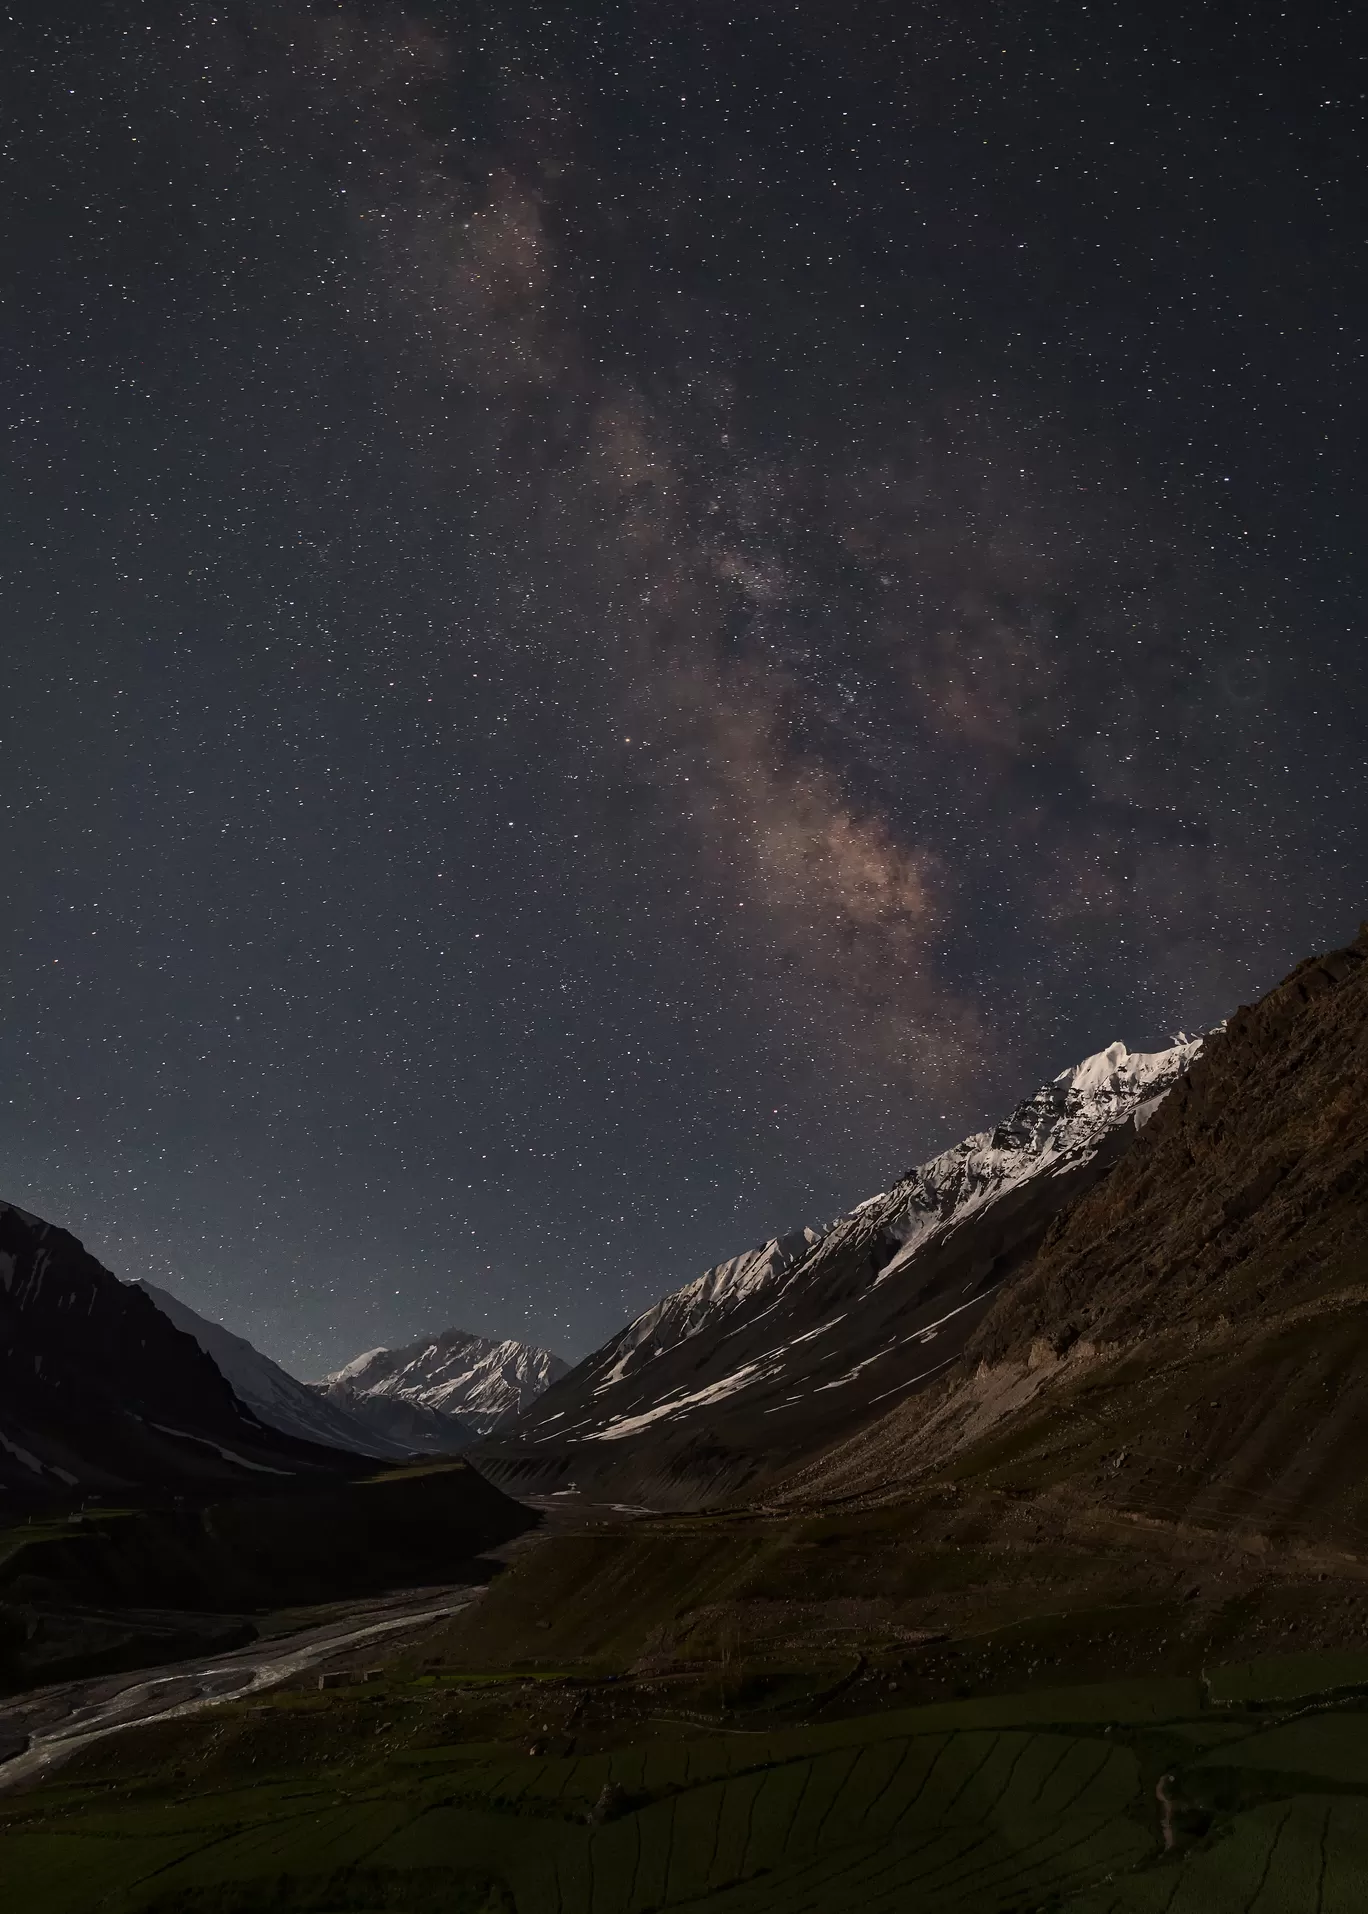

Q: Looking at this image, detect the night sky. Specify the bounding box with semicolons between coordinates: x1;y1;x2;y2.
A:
3;3;1364;1376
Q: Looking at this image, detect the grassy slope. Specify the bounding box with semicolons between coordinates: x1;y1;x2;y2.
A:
426;1284;1368;1710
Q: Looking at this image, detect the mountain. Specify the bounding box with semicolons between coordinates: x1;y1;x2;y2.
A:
781;923;1368;1527
135;1281;467;1459
974;934;1367;1361
475;1034;1202;1507
315;1330;568;1438
0;1203;360;1507
303;1380;473;1455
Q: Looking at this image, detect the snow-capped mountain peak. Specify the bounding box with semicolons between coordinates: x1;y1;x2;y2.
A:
581;1035;1201;1399
330;1346;390;1385
866;1035;1204;1287
317;1327;569;1436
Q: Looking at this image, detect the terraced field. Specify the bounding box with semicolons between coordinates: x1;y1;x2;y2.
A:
4;1655;1368;1912
0;1708;1153;1912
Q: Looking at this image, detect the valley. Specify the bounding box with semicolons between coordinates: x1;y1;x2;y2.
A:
2;924;1366;1909
11;1417;1368;1911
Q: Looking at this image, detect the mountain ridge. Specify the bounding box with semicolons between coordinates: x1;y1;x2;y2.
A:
776;921;1368;1514
476;1032;1201;1506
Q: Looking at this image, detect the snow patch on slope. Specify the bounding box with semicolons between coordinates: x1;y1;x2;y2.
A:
536;1034;1202;1431
869;1037;1203;1287
595;1229;820;1393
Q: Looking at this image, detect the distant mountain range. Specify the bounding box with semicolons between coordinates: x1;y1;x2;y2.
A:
315;1332;570;1438
475;1034;1204;1505
130;1298;568;1461
305;1382;475;1456
134;1282;471;1460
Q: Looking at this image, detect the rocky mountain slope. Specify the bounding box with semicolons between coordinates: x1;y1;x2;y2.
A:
0;1204;361;1507
136;1282;468;1459
316;1330;568;1438
475;1035;1201;1506
781;923;1368;1525
975;930;1368;1359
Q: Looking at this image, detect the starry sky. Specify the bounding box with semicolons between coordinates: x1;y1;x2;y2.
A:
2;2;1365;1376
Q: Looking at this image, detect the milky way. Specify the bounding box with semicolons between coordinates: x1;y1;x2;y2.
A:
2;4;1363;1371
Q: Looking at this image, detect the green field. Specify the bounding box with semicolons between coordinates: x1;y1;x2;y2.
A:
10;1654;1368;1912
0;1700;1155;1911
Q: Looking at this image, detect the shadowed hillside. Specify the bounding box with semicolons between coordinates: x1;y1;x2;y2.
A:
0;1204;370;1507
978;923;1368;1358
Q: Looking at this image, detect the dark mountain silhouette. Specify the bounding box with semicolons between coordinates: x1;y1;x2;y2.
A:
137;1280;471;1458
0;1203;363;1507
